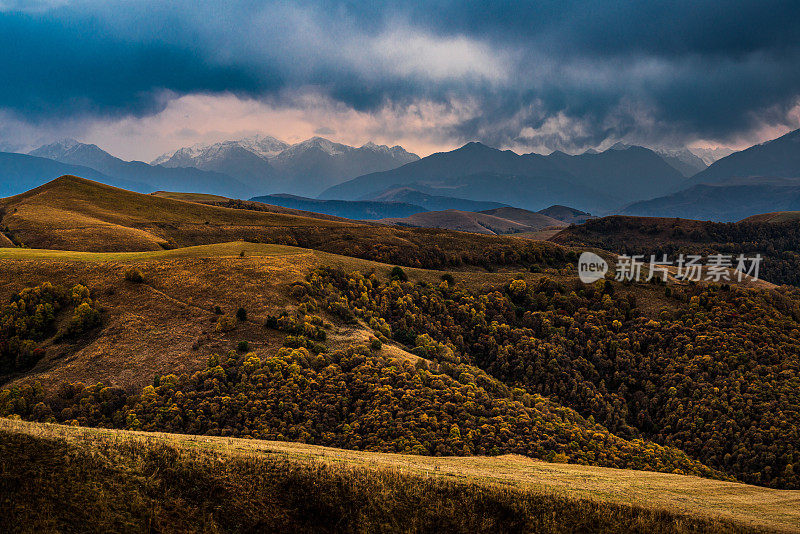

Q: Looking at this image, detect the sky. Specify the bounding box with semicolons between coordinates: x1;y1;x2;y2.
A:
1;0;799;160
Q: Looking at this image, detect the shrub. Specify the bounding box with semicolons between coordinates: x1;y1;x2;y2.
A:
64;302;102;337
390;266;408;281
236;307;247;322
237;341;250;352
123;267;144;283
215;315;237;333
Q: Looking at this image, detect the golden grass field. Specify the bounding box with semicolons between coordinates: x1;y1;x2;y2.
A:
3;418;798;533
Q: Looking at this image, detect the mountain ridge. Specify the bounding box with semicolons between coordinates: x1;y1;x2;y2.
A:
151;135;420;196
29;140;252;197
321;142;684;212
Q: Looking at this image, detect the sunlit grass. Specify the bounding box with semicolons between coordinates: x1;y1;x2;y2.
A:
4;418;789;533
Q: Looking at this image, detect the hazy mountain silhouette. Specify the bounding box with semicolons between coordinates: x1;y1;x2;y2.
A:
30;139;251;197
154;136;419;196
686;128;800;186
321;142;683;212
0;151;149;197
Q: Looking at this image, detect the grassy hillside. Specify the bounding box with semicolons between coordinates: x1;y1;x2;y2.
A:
3;418;793;533
0;242;394;391
740;211;800;223
0;176;572;271
479;207;565;229
379;209;537;235
538;204;593;223
2;177;799;527
151;191;231;202
0;175;352;251
0;240;576;392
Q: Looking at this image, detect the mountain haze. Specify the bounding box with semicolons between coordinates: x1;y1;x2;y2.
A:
654;148;708;177
154;136;419;196
0;152;149;197
686;128;800;186
621;177;800;221
322;142;685;212
547;145;686;204
250;194;425;220
364;187;507;212
30;139;251;197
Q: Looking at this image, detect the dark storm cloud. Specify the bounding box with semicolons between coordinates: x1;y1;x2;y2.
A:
1;0;799;149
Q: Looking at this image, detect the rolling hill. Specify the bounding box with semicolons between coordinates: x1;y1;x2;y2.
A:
363;186;507;212
538;204;594;224
479;207;566;228
0;176;572;272
2;176;800;528
250;193;426;220
740;211;800;223
551;212;800;286
379;209;543;235
0;175;354;251
4;419;796;532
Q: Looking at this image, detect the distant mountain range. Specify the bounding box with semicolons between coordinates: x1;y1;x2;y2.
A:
321;142;686;213
683;128;800;186
653;147;708;177
622;178;800;222
688;147;736;166
152;135;419;196
0;151;152;198
29;139;252;197
623;129;800;221
8;136;418;200
251;188;508;220
6;129;800;224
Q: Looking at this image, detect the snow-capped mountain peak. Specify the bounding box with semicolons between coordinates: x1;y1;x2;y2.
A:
292;136;350;156
236;134;290;159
